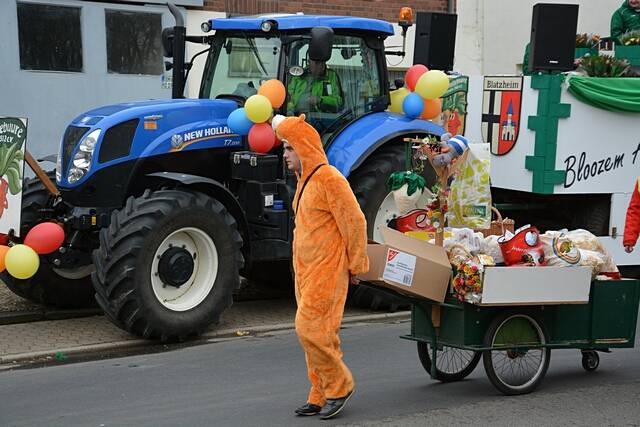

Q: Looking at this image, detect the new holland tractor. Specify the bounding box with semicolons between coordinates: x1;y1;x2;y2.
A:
2;5;444;341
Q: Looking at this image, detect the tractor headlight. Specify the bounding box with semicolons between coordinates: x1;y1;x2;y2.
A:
67;129;101;184
56;143;63;183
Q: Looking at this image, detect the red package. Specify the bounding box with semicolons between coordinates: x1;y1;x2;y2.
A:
498;225;546;266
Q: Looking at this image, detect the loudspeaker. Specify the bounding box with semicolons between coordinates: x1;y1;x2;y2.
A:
529;3;579;72
413;12;457;71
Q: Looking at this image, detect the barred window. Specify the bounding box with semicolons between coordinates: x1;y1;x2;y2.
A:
17;3;83;72
105;10;163;75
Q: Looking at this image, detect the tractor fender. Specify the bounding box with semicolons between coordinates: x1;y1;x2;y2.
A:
325;111;445;177
145;172;250;264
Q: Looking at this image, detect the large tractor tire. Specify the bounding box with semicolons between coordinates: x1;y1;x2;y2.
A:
1;172;96;308
348;143;436;311
92;189;244;341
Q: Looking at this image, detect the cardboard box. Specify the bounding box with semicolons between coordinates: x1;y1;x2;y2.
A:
358;228;452;302
479;266;592;305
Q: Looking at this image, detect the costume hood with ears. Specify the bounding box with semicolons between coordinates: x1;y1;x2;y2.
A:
274;114;327;179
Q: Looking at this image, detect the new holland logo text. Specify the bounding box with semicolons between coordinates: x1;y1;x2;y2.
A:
182;126;232;142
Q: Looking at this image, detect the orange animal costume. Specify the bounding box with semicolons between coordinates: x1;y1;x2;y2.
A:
276;115;369;406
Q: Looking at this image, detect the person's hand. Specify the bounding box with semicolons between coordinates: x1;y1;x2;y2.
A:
349;274;360;285
309;96;320;106
625;245;634;253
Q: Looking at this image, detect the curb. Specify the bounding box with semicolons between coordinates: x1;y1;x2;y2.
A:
0;311;410;366
0;308;103;326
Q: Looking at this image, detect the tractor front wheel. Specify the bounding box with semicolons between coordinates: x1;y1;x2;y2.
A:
91;189;244;341
1;172;96;308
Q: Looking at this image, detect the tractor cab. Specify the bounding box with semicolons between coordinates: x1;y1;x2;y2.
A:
187;14;396;142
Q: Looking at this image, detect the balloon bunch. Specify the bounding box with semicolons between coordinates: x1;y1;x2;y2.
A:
227;79;286;154
0;222;64;280
389;65;450;120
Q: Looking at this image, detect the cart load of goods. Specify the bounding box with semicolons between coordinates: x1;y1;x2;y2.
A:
360;131;621;306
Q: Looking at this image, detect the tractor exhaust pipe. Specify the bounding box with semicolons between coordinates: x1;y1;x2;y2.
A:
167;3;186;99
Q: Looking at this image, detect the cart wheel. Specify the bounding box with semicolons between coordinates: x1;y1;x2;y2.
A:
581;351;600;372
417;342;481;382
482;312;550;395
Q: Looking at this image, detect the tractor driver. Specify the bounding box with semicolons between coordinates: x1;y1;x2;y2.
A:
287;59;344;115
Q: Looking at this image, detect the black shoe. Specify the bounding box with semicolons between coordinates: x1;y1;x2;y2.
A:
294;403;322;416
318;389;354;420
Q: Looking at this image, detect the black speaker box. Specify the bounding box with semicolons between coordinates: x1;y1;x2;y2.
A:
413;12;457;71
529;3;579;72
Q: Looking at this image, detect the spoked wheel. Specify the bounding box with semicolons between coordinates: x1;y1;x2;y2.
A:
483;313;550;395
581;350;600;372
417;341;481;382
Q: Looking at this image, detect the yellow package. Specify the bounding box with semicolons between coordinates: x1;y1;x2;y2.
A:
447;143;491;229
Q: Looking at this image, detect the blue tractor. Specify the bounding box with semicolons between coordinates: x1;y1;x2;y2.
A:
3;5;444;341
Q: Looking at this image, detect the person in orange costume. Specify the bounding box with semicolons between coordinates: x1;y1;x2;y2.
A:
274;114;369;420
624;178;640;253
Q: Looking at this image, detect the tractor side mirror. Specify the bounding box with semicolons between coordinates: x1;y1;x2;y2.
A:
309;27;334;62
162;27;175;58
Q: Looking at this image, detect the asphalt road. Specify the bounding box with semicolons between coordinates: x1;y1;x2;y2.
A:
1;319;639;427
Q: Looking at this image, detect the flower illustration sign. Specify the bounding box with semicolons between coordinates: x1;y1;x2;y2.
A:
0;117;26;236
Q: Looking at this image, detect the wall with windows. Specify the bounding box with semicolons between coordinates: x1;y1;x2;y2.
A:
0;0;173;162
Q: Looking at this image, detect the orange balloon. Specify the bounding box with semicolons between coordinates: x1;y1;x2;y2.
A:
258;79;286;109
420;98;442;120
0;245;9;272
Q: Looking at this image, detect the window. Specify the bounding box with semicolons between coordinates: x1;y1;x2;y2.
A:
105;10;162;75
205;35;281;99
17;3;83;72
285;36;383;137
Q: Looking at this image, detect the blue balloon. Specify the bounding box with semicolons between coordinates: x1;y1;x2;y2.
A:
227;108;253;135
402;92;424;119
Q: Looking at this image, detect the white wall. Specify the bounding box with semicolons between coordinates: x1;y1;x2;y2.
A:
0;0;173;162
185;10;225;98
454;0;623;75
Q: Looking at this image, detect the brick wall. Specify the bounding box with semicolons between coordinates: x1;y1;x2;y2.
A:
201;0;451;21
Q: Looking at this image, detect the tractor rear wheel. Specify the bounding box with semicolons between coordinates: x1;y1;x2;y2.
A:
348;142;436;311
1;172;96;308
91;189;243;341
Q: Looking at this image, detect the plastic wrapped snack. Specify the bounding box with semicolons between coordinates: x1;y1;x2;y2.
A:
540;233;581;267
544;229;620;278
447;143;491;230
482;235;504;264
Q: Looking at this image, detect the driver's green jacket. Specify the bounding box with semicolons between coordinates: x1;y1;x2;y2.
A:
287;68;343;113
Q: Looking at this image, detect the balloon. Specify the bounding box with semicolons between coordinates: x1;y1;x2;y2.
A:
273;137;283;148
405;64;428;91
415;70;450;100
0;245;9;272
258;79;286;108
420;98;442;120
248;123;276;153
5;244;39;280
402;92;424;119
227;108;254;135
389;87;410;113
244;95;273;123
24;222;65;255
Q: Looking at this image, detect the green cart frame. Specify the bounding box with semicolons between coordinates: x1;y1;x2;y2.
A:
367;278;640;395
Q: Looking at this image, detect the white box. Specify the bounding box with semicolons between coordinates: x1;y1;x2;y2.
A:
479;266;592;306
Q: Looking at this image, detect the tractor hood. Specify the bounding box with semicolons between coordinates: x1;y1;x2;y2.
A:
71;98;238;128
58;98;243;188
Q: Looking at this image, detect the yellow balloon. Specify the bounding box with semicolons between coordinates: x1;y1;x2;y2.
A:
415;70;450;100
5;244;39;280
389;87;410;113
244;94;273;123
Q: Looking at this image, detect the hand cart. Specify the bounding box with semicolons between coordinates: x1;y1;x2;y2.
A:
364;278;640;395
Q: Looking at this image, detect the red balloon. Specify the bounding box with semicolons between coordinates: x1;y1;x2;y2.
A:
248;123;275;153
273;137;283;148
405;64;429;92
24;222;65;255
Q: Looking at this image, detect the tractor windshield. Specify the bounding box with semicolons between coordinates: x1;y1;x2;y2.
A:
203;34;281;99
284;35;383;136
